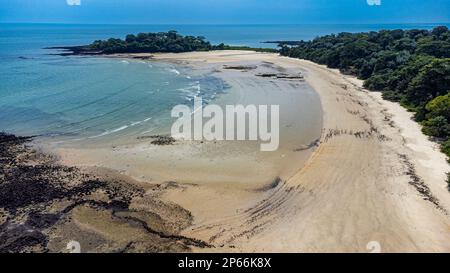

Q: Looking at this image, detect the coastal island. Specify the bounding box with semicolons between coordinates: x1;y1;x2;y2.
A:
50;30;276;56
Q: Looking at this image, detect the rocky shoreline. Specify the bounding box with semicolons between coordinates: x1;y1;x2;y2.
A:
45;46;103;56
0;133;209;253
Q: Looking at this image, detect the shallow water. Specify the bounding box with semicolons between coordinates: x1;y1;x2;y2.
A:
0;56;228;146
1;23;445;148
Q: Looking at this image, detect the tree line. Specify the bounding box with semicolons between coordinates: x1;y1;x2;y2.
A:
89;31;212;53
279;26;450;163
87;31;276;54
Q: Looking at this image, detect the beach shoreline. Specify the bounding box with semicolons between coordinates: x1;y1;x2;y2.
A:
7;50;450;252
54;51;322;190
146;51;450;252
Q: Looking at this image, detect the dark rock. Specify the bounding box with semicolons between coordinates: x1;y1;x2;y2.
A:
25;212;61;229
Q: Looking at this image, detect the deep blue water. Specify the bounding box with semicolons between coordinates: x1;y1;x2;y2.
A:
1;23;449;55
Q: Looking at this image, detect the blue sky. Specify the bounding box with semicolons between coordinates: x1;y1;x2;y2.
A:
1;0;449;24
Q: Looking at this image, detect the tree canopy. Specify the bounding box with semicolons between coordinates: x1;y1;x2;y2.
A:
80;31;277;55
89;31;213;53
280;26;450;161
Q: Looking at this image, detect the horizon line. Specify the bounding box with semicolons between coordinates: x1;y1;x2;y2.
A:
1;22;450;26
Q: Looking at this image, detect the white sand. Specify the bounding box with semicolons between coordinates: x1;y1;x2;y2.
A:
59;51;450;252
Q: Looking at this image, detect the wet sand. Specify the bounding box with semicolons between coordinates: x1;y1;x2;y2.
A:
8;50;450;252
55;54;322;189
147;51;450;252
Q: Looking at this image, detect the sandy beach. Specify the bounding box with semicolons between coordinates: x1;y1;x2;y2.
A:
56;51;322;189
47;51;450;252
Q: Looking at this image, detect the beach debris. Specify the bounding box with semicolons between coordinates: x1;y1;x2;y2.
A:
398;153;447;215
255;72;304;80
138;135;176;145
223;65;257;70
254;177;283;192
151;136;176;145
322;127;391;143
132;55;153;60
293;139;321;152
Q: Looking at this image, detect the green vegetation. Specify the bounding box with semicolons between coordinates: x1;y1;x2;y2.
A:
213;43;278;53
86;31;276;54
89;31;212;53
280;26;450;161
447;172;450;189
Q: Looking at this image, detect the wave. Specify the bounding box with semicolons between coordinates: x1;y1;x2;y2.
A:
168;68;180;75
177;81;201;98
89;125;129;139
88;116;152;139
130;117;152;126
141;127;156;134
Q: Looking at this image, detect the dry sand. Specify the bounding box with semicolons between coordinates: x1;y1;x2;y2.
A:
59;51;450;252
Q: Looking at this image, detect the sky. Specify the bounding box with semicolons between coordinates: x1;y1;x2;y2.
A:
0;0;449;24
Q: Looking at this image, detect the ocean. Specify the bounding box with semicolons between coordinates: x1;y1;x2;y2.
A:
1;23;448;145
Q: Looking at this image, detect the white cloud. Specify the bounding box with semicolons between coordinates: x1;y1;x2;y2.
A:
66;0;81;6
367;0;381;5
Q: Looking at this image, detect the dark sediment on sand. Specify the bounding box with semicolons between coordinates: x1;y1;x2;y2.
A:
255;72;304;80
223;65;257;71
137;135;176;145
0;132;209;253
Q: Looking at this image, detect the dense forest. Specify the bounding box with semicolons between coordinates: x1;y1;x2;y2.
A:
279;26;450;164
85;31;276;54
89;31;212;53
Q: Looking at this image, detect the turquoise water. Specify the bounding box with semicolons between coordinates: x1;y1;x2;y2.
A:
0;56;225;143
0;24;234;144
1;23;448;145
